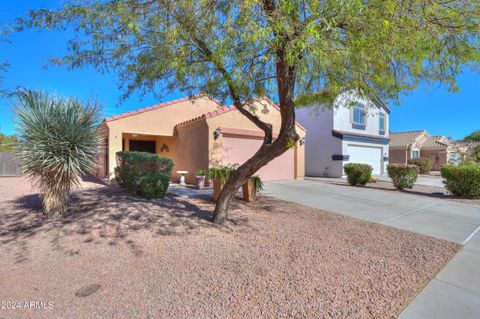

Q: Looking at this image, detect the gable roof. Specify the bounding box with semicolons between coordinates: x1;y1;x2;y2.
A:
176;98;307;132
389;130;428;149
104;94;217;122
421;136;451;150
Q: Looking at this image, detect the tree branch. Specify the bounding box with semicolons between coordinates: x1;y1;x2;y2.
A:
174;12;274;143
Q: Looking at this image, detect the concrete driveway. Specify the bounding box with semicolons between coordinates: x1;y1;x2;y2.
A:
264;179;480;244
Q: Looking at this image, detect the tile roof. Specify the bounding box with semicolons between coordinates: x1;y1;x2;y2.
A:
452;140;480;150
175;105;236;127
104;94;212;122
389;130;428;149
421;135;451;150
176;98;307;132
454;140;480;147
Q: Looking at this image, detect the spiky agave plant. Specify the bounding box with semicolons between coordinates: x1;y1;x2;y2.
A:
15;89;102;217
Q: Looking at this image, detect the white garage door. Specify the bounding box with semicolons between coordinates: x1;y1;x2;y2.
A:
222;134;295;181
347;144;383;174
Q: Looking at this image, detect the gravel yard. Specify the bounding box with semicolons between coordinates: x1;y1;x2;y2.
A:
0;177;459;318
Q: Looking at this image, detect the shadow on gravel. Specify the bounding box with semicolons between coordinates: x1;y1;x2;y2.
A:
0;183;251;263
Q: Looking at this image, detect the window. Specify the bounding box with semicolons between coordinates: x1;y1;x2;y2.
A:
412;150;420;158
379;113;385;134
353;104;365;125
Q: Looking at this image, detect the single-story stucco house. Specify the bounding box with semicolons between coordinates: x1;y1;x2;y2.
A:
96;95;306;183
389;130;454;170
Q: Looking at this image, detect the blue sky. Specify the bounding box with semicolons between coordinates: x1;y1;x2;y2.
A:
1;1;479;139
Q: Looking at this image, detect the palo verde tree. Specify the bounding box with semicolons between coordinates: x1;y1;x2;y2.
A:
18;0;479;223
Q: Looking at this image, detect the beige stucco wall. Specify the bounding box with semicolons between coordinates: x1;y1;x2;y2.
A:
205;99;306;179
174;120;209;184
96;122;109;178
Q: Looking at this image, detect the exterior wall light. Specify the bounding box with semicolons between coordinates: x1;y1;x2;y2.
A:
213;127;221;140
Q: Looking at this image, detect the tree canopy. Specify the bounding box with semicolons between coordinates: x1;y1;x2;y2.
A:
18;0;479;107
16;0;480;223
0;133;17;152
464;130;480;142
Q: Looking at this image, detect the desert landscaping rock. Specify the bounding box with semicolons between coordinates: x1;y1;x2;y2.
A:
75;284;101;297
0;177;459;318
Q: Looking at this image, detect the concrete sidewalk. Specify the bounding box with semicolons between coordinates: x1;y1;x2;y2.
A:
399;230;480;319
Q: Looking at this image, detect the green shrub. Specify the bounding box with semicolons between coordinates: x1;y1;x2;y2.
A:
195;169;207;176
116;151;173;175
343;163;373;186
387;164;418;190
408;157;433;174
138;172;170;199
441;164;480;199
115;151;173;198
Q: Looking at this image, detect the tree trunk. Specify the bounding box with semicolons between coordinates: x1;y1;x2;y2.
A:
212;133;297;224
213;14;300;224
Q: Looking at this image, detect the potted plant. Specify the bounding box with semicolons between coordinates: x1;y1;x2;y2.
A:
207;165;237;200
195;169;207;189
242;175;263;202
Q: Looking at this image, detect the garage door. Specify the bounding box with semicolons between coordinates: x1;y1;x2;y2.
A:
222;135;294;181
347;144;382;174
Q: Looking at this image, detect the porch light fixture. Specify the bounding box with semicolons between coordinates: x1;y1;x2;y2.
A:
299;137;305;146
213;127;221;140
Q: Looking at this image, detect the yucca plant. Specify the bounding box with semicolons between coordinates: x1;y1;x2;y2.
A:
15;89;102;218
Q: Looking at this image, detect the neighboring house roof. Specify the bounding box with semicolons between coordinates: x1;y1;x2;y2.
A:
104;94;217;122
451;140;480;153
389;130;428;150
421;136;451;150
453;140;480;148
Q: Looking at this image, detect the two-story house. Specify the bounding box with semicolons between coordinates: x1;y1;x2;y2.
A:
296;91;390;177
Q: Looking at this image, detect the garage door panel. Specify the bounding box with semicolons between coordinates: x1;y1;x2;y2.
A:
347;144;382;174
222;135;294;181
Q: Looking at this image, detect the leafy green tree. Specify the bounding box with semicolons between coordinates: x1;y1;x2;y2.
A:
0;133;17;152
18;0;479;223
15;89;102;218
464;130;480;142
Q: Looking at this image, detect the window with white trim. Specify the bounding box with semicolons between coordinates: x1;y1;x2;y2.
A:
412;150;420;158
